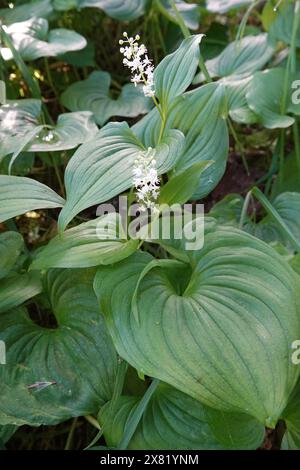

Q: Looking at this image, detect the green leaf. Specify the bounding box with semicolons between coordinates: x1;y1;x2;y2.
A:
94;227;300;427
53;0;148;21
100;382;264;450
206;0;253;13
0;175;65;223
59;41;96;67
0;0;53;24
61;71;152;127
156;1;200;31
31;213;139;270
0;425;17;449
271;152;300;197
1;18;87;61
0;232;24;280
134;82;228;199
0;99;98;160
0;268;117;426
248;192;300;251
281;378;300;449
195;34;274;81
0;99;41;160
154;34;204;111
220;75;258;124
246;68;300;129
269;1;300;47
159;162;210;205
58;122;185;231
0;272;42;314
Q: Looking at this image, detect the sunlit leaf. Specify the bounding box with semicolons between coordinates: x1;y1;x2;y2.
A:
61;71;152;127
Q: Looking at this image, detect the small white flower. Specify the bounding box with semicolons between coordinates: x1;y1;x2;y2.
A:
133;147;160;213
42;130;55;143
120;32;155;98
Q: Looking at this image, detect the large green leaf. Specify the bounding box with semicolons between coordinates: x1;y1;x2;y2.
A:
58;122;185;231
134;82;228;199
0;99;98;160
0;268;117;426
0;0;53;24
0;232;24;280
31;213;139;270
1;18;86;61
94;227;300;427
0;175;65;223
60;71;151;127
0;272;42;314
195;34;274;81
246;68;300;129
154;34;204;112
100;382;264;450
53;0;148;21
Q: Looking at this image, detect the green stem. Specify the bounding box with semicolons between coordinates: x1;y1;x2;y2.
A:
64;417;78;450
50;153;65;198
239;190;252;229
293;121;300;172
0;25;41;98
168;0;212;83
228;118;250;175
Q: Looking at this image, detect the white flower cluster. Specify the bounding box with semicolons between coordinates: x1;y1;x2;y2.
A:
133;147;160;213
119;32;155;98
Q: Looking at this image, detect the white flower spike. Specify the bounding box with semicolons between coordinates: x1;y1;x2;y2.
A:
133;147;160;213
119;32;155;98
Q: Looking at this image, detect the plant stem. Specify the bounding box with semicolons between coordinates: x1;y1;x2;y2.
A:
239;190;252;229
50;153;65;198
228;118;250;175
64;417;78;450
293;121;300;172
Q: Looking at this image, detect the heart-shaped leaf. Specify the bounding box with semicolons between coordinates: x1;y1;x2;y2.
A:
195;34;274;82
0;175;65;223
1;18;86;61
61;71;152;126
31;213;139;270
94;226;300;427
0;268;117;426
0;99;98;160
100;382;264;450
58;122;185;231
